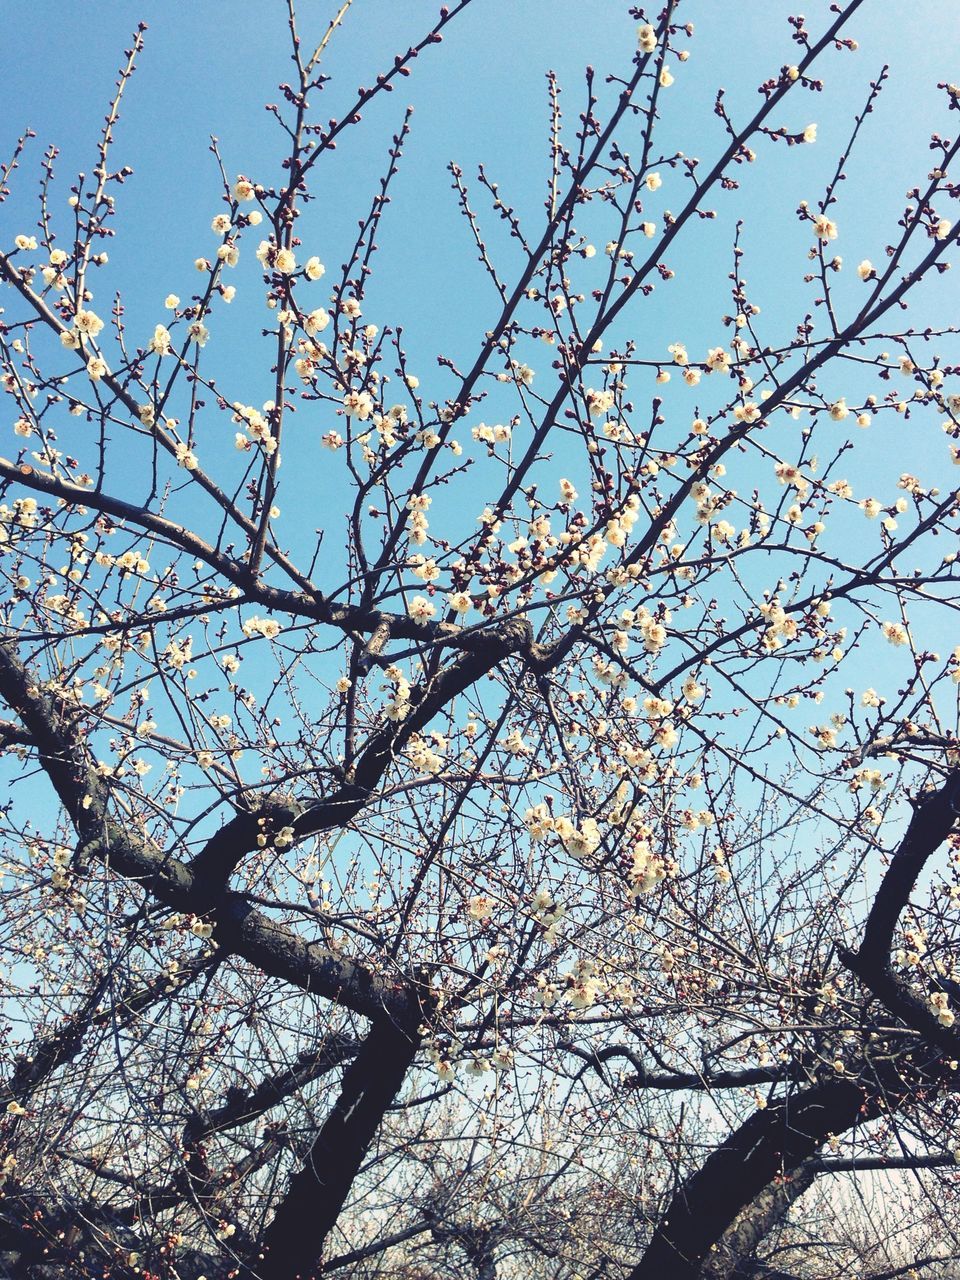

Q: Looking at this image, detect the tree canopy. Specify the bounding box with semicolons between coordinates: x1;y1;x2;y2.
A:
1;3;959;1277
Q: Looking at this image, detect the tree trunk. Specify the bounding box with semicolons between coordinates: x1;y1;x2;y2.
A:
257;993;427;1279
702;1161;817;1279
627;1078;867;1280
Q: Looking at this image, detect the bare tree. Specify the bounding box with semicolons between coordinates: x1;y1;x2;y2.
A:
1;3;959;1277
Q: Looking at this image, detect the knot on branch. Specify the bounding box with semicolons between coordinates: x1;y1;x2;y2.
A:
355;616;392;675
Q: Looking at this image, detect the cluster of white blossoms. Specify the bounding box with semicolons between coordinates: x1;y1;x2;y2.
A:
489;1045;514;1071
529;887;565;941
409;555;440;583
554;814;602;861
897;926;927;968
406;732;445;775
255;239;297;275
507;359;534;387
406;492;431;546
732;401;762;424
813;213;839;242
95;548;149;574
163;636;194;672
810;718;844;750
447;590;472;614
233;402;277;454
383;664;411;721
343;389;374;420
637;22;657;52
687;480;721;528
605;494;642;549
849;768;886;793
189;914;214;940
929;990;955;1027
304;307;331;338
60;307;105;350
591;654;630;689
570;530;608;573
293;340;326;382
881;620;910;647
712;846;732;885
407;594;436;622
628;830;669;897
0;498;37;544
466;893;495;922
535;975;562;1008
43;593;85;628
758;598;799;652
174;442;199;471
41;247;70;290
148;324;173;356
472;421;512;444
585;387;616;418
241;615;281;640
564;957;605;1010
48;844;72;891
635;606;669;655
524;802;554;842
829;397;849;421
184;1062;214;1093
501;727;530;756
429;1043;457;1083
369;403;407;449
642;695;678;748
705;346;732;374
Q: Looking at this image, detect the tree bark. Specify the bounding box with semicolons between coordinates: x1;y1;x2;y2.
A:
702;1162;817;1280
627;1078;868;1280
257;989;429;1279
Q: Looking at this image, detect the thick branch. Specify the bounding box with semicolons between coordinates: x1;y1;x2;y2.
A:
1;948;216;1108
857;771;960;968
0;640;414;1023
189;1032;360;1144
627;1077;872;1280
258;986;431;1279
560;1040;802;1091
703;1165;817;1280
839;770;960;1055
192;616;539;891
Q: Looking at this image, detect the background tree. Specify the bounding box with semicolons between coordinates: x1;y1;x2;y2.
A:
0;2;959;1277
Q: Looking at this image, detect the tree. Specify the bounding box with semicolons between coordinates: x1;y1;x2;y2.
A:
0;2;959;1276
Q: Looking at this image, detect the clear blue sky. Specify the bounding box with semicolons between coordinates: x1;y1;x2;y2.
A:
2;1;958;702
3;1;956;392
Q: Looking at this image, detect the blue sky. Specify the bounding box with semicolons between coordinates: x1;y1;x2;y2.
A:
2;1;958;759
4;1;957;387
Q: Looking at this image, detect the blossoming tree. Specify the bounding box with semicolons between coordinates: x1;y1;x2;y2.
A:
1;2;959;1277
